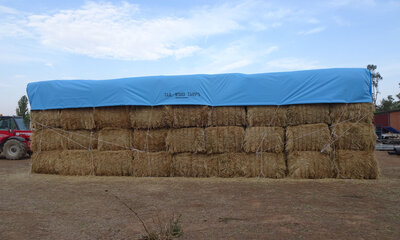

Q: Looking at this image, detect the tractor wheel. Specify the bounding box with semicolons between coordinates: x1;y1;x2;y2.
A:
4;139;27;160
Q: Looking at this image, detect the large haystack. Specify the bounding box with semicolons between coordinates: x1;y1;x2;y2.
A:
133;151;170;177
98;128;133;151
31;150;61;174
205;126;244;153
244;127;284;153
60;150;93;175
171;106;208;128
253;152;286;178
65;130;98;150
30;128;66;152
166;128;206;153
130;106;172;129
247;106;287;127
133;129;168;152
286;123;332;152
171;153;218;177
94;150;133;176
208;106;246;126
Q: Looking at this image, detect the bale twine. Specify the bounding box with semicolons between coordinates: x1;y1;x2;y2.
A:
31;110;61;129
130;106;172;129
332;122;376;151
97;128;133;151
247;106;287;127
93;150;133;176
133;129;168;152
94;106;130;129
244;127;284;153
133;151;171;177
205;126;244;153
208;106;246;126
335;150;378;179
287;151;335;179
286;123;332;152
60;108;95;130
166;128;206;153
330;103;373;124
287;104;331;126
171;106;208;128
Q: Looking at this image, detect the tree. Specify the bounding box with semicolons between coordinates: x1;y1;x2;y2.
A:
16;95;30;127
367;64;383;106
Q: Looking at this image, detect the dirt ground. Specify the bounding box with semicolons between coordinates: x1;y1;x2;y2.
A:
0;152;399;240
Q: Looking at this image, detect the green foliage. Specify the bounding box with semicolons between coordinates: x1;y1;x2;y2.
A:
367;64;383;106
16;95;30;127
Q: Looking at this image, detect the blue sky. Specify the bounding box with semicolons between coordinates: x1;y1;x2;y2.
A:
0;0;399;115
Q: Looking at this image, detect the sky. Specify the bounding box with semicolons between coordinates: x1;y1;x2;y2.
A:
0;0;399;115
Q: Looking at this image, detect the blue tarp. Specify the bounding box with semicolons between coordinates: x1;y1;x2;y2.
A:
27;68;372;110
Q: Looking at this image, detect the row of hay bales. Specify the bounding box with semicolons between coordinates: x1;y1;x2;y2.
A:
30;103;378;179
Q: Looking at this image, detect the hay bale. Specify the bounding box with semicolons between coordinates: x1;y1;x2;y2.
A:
335;150;378;179
171;153;218;177
94;106;130;129
31;110;60;129
244;127;284;153
287;104;330;126
254;152;286;178
65;130;98;150
130;106;172;129
247;106;287;127
287;151;335;179
332;122;376;151
133;151;170;177
58;150;93;175
208;106;246;126
212;153;260;177
330;103;373;124
31;150;61;174
60;108;95;130
30;129;66;152
166;128;206;153
171;106;208;128
93;150;133;176
133;129;167;152
286;123;332;153
205;126;244;153
98;128;133;151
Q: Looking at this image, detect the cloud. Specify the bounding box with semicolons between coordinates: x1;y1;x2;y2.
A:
25;1;290;61
265;58;321;71
298;26;326;35
329;0;376;7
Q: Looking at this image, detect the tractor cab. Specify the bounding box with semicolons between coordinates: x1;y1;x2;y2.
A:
0;116;32;159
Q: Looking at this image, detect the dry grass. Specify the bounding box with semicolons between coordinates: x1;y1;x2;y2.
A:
208;106;246;126
65;130;98;150
94;106;130;129
171;153;218;177
130;106;172;129
254;152;287;178
133;129;168;152
244;127;284;153
330;103;374;124
31;129;66;152
205;126;244;153
31;150;61;174
60;108;95;130
133;151;171;177
59;150;93;175
247;106;287;127
93;150;133;176
332;122;376;151
31;110;61;129
166;128;206;153
98;128;133;151
287;151;335;179
170;106;208;128
287;104;331;126
286;123;332;152
335;150;378;179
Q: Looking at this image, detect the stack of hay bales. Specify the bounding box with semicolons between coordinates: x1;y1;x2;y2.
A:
30;102;378;179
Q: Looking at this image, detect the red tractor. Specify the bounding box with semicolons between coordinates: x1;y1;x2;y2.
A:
0;116;32;160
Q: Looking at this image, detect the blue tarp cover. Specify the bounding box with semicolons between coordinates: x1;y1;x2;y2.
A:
27;68;372;110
